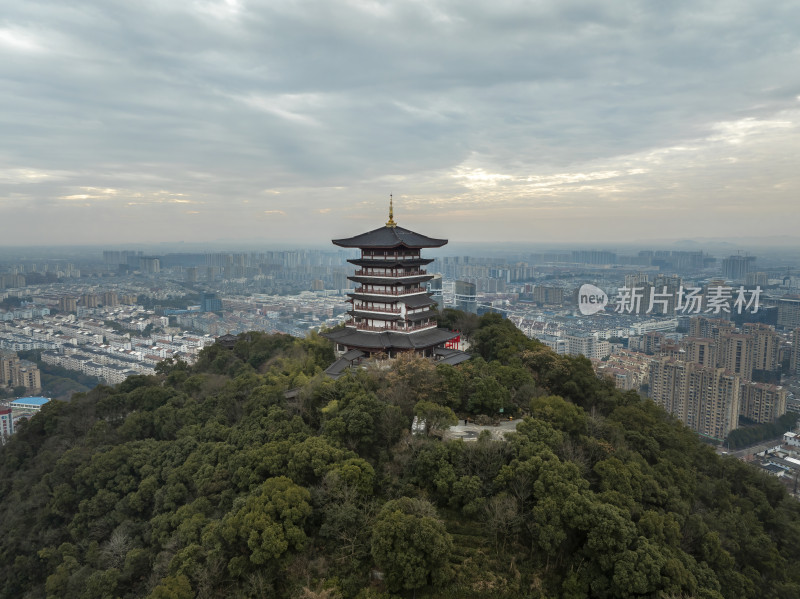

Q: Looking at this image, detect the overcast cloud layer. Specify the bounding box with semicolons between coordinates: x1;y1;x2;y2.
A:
2;0;799;246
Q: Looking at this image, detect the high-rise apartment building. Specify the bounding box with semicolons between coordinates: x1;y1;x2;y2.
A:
532;286;564;305
120;294;139;305
14;362;41;391
0;407;13;441
680;337;717;368
566;334;610;360
743;323;781;375
717;331;754;381
0;351;15;387
745;272;768;287
646;318;787;437
739;382;787;424
694;368;741;440
0;274;26;289
426;274;444;311
722;255;756;280
624;273;649;288
772;298;800;329
648;358;741;440
648;358;691;423
101;291;119;307
792;328;800;376
58;297;78;313
201;293;223;313
650;274;682;314
139;257;160;274
572;250;617;265
689;317;734;341
645;332;667;354
0;351;41;393
620;274;680;315
81;294;99;309
454;280;478;314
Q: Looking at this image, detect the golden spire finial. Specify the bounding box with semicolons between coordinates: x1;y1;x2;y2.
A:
386;193;397;227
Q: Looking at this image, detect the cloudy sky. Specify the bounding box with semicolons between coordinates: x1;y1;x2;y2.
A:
2;0;799;247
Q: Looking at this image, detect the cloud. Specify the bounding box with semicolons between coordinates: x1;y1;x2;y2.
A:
0;168;74;183
0;0;799;244
0;27;43;53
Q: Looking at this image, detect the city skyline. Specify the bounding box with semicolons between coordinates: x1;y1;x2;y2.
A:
2;1;800;245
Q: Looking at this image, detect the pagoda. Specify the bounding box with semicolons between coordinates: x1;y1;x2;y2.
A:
323;197;460;362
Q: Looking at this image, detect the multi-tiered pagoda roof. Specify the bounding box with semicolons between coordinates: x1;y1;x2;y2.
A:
323;200;459;361
332;225;447;249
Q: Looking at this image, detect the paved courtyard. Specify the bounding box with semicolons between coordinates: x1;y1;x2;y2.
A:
444;418;521;441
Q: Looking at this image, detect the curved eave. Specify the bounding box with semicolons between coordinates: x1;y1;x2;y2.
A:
346;293;401;303
332;225;448;249
399;293;438;309
406;310;439;322
321;327;459;351
347;258;434;267
348;274;433;285
347;311;403;321
349;289;430;299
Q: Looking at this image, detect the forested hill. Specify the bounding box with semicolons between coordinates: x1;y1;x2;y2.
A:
2;314;799;599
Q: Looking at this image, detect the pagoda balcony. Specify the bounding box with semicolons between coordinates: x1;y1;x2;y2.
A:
344;320;400;332
354;269;427;277
360;253;421;261
343;320;437;333
405;321;438;332
348;257;433;267
352;304;402;314
354;286;427;296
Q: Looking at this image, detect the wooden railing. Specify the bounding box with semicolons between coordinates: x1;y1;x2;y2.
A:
360;253;420;261
354;269;427;277
406;321;437;332
352;304;402;314
344;320;437;333
354;286;426;295
345;320;399;332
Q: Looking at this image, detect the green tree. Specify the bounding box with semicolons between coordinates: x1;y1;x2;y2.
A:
370;497;453;593
530;394;588;437
214;476;312;577
471;313;539;363
322;388;383;453
413;401;457;436
148;574;193;599
468;376;510;415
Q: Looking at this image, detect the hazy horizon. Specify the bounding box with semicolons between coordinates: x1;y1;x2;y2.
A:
1;236;798;261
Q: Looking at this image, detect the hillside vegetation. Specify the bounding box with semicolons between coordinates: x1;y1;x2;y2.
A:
1;315;799;599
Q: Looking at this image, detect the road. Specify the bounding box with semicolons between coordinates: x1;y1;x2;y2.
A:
721;436;785;459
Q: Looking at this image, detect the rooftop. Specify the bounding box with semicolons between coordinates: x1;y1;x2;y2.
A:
11;397;50;407
434;348;472;366
332;225;447;249
323;327;457;350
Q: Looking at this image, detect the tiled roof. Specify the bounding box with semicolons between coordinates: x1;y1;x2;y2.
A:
332;225;447;249
322;327;457;350
400;294;438;308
